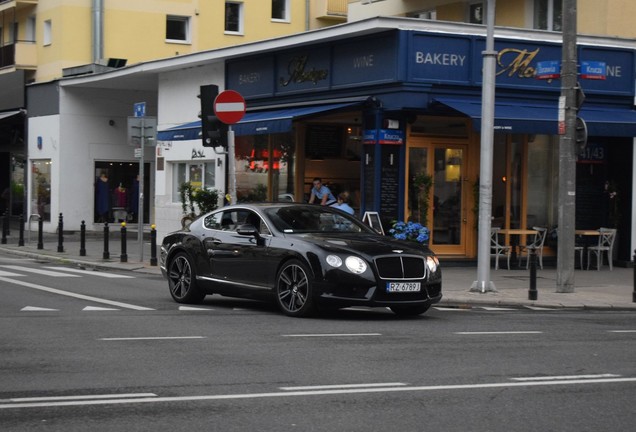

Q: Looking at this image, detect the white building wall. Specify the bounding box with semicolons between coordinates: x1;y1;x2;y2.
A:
155;63;225;241
28;115;61;232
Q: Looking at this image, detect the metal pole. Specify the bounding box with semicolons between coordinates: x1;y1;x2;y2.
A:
632;249;635;303
471;0;497;293
103;222;110;260
529;247;538;300
228;127;236;204
120;222;128;263
18;214;24;246
57;213;64;252
150;224;157;266
79;221;86;256
1;211;7;244
138;117;145;261
556;0;577;293
37;217;43;250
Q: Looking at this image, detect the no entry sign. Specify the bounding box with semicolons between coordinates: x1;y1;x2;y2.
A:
214;90;246;124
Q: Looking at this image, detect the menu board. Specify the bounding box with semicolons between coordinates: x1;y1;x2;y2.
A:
379;147;399;221
305;125;343;159
363;146;375;209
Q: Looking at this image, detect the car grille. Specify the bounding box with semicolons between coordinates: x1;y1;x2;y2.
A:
374;255;426;280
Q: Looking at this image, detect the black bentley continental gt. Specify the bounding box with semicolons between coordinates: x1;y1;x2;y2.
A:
160;203;442;317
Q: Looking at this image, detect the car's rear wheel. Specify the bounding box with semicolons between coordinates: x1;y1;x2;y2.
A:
276;259;315;317
168;252;205;304
390;304;431;317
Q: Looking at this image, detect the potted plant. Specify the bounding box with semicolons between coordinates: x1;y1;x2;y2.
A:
413;173;433;227
179;182;219;228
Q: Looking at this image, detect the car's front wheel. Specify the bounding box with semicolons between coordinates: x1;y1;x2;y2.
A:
168;252;205;304
275;259;315;317
390;304;431;317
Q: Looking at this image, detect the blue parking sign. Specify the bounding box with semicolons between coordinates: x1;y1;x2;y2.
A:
134;102;146;118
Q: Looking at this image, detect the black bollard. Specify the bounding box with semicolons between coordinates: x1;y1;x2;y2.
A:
528;247;538;301
120;222;128;263
1;211;7;244
150;224;157;266
103;222;110;260
57;213;64;253
633;249;636;303
79;221;86;256
18;214;24;246
37;216;43;250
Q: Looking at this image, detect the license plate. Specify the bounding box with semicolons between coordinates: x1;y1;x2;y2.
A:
386;282;421;293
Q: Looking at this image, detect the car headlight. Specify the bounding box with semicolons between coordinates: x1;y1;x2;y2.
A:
426;255;439;273
326;255;343;268
345;256;367;274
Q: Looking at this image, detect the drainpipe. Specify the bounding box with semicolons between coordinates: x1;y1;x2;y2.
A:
92;0;104;63
305;0;310;31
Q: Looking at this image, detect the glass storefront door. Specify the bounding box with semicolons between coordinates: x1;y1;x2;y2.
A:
407;137;468;255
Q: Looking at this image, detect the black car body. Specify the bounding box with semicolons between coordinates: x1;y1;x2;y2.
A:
160;203;442;317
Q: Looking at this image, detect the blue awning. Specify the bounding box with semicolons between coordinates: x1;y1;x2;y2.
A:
434;97;636;137
157;102;360;141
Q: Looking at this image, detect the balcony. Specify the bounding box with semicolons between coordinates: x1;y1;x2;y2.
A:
0;1;38;14
314;0;348;21
0;41;37;70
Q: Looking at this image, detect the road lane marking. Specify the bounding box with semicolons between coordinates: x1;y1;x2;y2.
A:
454;331;542;335
21;306;59;312
511;374;621;381
524;306;556;310
2;376;636;410
281;333;382;337
4;393;157;403
607;330;636;333
99;336;205;341
280;383;407;391
0;265;81;277
479;306;517;311
0;277;154;311
179;306;215;311
0;270;24;277
83;306;119;311
434;307;470;311
44;267;135;278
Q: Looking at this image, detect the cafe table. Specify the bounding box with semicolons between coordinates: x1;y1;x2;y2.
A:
575;229;600;269
498;228;538;267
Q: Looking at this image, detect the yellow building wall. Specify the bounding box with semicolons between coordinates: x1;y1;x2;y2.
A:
31;0;309;82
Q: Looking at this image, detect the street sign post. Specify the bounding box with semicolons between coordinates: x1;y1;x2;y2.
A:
214;91;246;205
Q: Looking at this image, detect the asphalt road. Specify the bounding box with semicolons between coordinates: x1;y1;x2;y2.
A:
1;253;635;431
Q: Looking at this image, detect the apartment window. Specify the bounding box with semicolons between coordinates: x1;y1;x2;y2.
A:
272;0;289;21
225;2;243;33
469;2;485;24
26;16;36;42
43;20;52;46
534;0;562;31
166;15;190;42
408;10;437;20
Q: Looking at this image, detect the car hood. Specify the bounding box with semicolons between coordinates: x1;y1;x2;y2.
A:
295;233;431;257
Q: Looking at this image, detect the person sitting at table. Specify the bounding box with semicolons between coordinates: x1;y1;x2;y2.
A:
308;177;336;206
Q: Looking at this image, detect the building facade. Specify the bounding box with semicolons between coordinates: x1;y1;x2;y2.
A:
1;0;327;221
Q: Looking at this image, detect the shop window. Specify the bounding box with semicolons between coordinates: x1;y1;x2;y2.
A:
533;0;562;31
31;160;51;222
171;162;217;203
234;133;295;202
225;2;243;34
166;15;190;42
94;162;148;224
272;0;289;21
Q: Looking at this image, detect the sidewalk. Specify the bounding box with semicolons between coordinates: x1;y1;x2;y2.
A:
1;230;635;311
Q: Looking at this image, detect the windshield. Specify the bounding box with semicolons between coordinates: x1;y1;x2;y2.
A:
264;206;374;234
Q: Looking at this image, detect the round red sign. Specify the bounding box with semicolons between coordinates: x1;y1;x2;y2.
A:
213;90;246;125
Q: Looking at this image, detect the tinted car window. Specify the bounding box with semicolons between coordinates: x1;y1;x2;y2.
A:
265;206;370;234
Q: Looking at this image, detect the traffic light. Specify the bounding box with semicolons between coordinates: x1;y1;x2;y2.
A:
575;116;588;152
198;85;228;148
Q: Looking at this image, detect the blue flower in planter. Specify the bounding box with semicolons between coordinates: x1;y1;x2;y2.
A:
389;221;430;244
